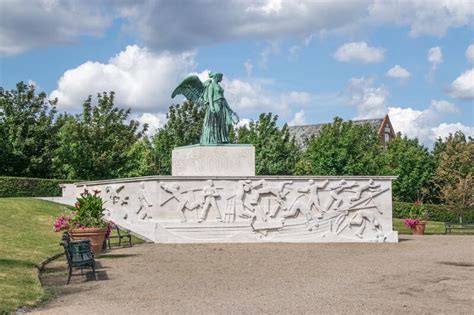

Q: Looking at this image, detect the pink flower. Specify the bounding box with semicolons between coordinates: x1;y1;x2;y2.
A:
403;219;420;227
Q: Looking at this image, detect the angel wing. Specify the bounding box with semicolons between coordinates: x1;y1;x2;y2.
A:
171;75;205;104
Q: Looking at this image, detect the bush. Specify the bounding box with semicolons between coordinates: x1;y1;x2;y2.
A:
0;176;74;197
393;201;474;223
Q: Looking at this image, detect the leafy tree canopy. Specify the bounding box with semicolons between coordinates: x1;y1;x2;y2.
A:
236;113;301;175
53;92;146;180
152;101;205;175
0;82;60;178
299;117;384;176
433;131;473;221
382;133;435;202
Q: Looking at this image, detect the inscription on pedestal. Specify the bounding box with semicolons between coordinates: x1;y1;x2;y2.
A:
172;145;255;176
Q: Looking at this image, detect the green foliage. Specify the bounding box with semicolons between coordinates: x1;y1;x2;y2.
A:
392;201;474;223
151;101;205;174
397;200;429;220
121;137;155;177
381;134;436;202
433;131;473;221
300;117;384;175
236;113;301;175
0;82;61;178
0;176;73;197
52;92;146;180
73;189;107;228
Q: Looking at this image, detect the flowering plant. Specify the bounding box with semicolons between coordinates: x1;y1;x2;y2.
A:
72;189;107;228
53;189;109;233
403;200;428;227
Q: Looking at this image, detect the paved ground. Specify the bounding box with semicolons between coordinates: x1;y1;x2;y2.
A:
35;236;473;314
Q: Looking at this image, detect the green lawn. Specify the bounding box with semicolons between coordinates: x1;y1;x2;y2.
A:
0;198;69;313
0;197;144;313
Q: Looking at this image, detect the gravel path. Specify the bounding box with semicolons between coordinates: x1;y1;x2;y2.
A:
35;236;474;314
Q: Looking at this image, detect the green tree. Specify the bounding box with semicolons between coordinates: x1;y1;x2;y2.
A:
299;117;384;176
52;92;146;180
433;131;473;221
381;134;435;202
236;113;301;175
121;137;155;177
151;101;205;174
0;82;61;178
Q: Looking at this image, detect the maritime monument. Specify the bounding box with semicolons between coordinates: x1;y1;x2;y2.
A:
61;72;398;243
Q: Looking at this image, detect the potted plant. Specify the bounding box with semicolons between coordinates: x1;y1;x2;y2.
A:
53;189;110;255
403;200;428;235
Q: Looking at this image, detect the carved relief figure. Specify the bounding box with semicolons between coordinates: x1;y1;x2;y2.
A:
324;180;358;211
333;186;389;236
105;185;126;205
348;209;383;238
350;179;381;202
136;182;153;220
251;180;293;218
160;183;201;222
283;198;319;231
236;180;263;219
199;180;223;223
295;179;329;219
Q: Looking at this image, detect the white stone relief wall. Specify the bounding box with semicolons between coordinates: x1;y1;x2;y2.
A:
67;176;398;243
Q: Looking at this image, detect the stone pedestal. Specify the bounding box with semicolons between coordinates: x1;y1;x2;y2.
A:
172;144;255;176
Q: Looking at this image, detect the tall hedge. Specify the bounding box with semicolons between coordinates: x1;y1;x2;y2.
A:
393;201;474;223
0;176;74;197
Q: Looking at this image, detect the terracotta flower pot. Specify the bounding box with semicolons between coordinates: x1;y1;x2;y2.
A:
410;221;427;235
70;227;108;255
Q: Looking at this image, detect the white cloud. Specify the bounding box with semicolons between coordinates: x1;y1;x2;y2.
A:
27;80;38;88
449;68;474;99
288;110;306;126
222;77;312;118
388;103;472;146
4;1;474;56
119;1;474;51
50;45;197;112
386;65;411;80
427;46;443;79
237;118;251;128
345;77;468;145
259;41;280;68
288;45;301;61
466;44;474;63
0;0;111;56
368;0;474;38
432;123;474;140
244;60;253;77
428;46;443;64
118;1;371;51
430;100;459;113
346;77;388;119
134;112;166;137
334;42;385;63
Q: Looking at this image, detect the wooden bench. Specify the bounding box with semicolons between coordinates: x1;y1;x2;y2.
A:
60;232;97;284
106;224;132;249
444;221;474;234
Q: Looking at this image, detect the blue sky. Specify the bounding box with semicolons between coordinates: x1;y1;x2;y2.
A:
0;0;473;146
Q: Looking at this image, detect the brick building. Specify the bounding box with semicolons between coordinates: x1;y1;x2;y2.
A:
288;114;396;147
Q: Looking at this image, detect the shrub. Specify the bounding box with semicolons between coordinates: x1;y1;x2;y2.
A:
393;201;474;223
0;176;74;197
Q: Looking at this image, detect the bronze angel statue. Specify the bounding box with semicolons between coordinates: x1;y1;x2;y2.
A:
171;72;239;145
